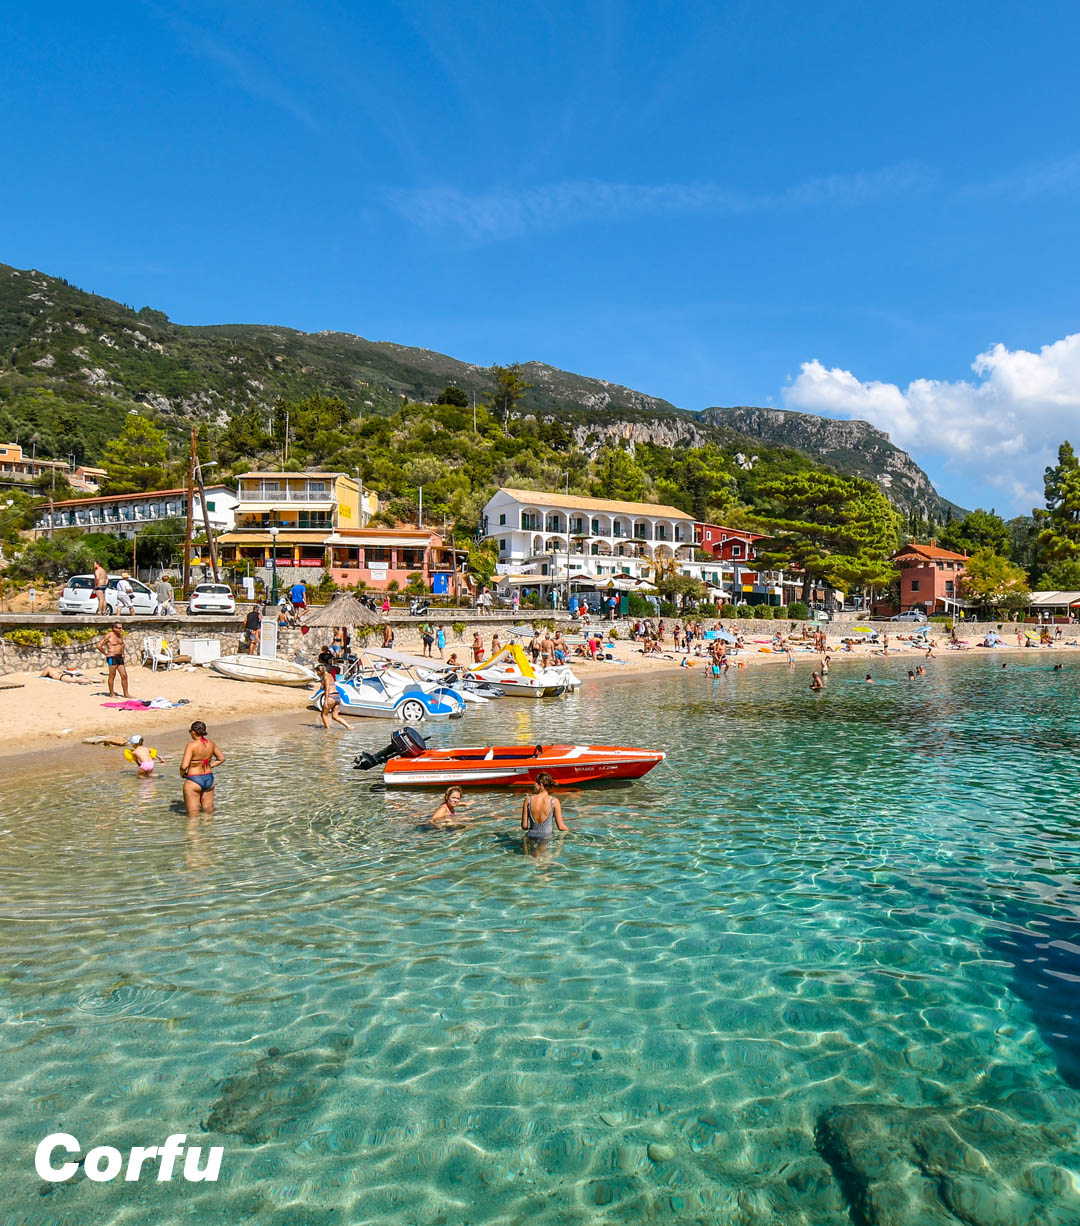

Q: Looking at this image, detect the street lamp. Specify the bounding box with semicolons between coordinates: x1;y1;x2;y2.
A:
269;524;280;606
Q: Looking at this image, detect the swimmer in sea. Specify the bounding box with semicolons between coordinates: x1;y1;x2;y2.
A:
810;671;824;691
916;665;926;676
180;720;225;818
907;670;916;680
865;674;874;684
429;787;467;827
521;772;567;842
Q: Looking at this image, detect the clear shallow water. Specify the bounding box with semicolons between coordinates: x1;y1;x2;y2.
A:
2;657;1080;1225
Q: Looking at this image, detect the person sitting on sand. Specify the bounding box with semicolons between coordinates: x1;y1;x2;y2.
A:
429;786;467;827
180;720;225;818
521;773;566;842
38;666;92;684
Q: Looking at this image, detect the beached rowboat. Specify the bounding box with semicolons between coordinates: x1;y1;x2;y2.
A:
211;654;319;687
354;729;664;786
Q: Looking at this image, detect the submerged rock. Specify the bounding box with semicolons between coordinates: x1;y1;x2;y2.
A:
203;1030;354;1143
815;1103;1079;1226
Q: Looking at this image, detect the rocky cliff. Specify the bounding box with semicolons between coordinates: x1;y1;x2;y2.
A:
701;406;958;518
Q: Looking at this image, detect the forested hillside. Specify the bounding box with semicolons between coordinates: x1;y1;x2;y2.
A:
0;260;954;520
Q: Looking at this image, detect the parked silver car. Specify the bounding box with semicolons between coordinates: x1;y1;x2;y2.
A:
890;609;928;622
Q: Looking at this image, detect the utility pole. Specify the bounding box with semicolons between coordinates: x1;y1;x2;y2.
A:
182;427;195;597
418;485;423;529
48;463;55;539
194;458;221;582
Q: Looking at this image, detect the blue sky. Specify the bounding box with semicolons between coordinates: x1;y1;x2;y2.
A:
4;0;1080;513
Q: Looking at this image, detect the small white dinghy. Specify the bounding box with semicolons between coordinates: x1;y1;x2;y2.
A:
210;654;319;687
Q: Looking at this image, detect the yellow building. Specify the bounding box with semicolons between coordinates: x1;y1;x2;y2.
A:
217;471;377;572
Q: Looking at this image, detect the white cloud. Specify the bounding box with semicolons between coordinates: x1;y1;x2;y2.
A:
389;163;931;242
783;333;1080;512
961;153;1080;202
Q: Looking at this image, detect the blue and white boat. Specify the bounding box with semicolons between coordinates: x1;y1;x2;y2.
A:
314;651;468;722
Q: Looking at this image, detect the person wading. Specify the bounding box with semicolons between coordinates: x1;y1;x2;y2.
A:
180;720;225;818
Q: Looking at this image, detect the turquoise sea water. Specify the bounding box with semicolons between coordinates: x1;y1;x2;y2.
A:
2;657;1080;1225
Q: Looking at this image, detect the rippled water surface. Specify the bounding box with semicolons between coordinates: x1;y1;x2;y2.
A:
3;657;1080;1225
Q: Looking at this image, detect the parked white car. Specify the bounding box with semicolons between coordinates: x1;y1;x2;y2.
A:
59;574;157;616
187;583;236;616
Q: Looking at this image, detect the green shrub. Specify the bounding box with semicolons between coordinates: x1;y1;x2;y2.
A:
720;603;737;618
356;627;373;644
7;629;43;647
452;621;467;637
787;601;809;620
751;605;767;619
608;628;619;639
760;605;775;619
627;593;653;618
773;605;787;619
70;627;98;643
50;629;71;648
658;601;679;618
699;602;719;618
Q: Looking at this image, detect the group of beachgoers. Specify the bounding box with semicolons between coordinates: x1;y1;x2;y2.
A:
429;774;567;844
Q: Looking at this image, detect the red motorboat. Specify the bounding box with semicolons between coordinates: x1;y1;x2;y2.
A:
354;729;665;787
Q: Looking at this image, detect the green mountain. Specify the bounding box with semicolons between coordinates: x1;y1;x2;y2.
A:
0;260;955;517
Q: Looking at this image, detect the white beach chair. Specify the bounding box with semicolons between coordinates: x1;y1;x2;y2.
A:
142;636;173;671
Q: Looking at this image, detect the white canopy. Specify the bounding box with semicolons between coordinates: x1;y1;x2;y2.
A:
1029;590;1080;608
364;646;442;670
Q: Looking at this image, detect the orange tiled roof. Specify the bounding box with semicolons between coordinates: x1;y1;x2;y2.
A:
893;542;968;562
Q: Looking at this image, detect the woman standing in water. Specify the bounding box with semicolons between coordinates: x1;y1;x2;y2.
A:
520;773;567;841
180;720;225;817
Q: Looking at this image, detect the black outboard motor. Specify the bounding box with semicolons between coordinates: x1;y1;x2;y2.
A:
354;727;427;772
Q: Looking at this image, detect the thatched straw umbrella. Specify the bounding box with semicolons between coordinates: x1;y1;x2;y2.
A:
302;593;383;628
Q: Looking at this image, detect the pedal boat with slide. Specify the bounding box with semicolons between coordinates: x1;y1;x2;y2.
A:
354;729;665;786
468;643;580;698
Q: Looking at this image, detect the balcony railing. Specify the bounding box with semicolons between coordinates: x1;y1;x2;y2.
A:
240;487;332;502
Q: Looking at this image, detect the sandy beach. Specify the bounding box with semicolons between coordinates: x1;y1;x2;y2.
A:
1;627;1078;768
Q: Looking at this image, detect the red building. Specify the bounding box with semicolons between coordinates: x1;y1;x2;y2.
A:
693;522;763;563
893;542;969;613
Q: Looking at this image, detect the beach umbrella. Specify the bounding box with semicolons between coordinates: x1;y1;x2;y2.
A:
302;593;383;628
854;625;872;633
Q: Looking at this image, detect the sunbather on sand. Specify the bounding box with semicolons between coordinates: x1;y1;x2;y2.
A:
38;666;93;684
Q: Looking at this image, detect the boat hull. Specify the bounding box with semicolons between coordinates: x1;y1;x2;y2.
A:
211;655;318;686
382;744;665;786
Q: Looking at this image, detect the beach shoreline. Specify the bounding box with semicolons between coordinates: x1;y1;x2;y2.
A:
1;630;1078;775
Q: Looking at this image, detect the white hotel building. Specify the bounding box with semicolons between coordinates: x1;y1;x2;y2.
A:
482;488;729;588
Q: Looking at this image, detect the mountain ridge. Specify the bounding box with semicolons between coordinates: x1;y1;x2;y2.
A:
0;260;956;516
